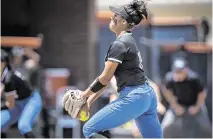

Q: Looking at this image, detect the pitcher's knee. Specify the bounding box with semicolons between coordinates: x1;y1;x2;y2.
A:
83;122;96;138
18;122;32;135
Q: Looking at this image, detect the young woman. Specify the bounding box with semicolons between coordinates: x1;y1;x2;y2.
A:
1;49;42;138
63;0;162;138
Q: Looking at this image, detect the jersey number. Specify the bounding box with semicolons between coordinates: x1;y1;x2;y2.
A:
137;52;143;69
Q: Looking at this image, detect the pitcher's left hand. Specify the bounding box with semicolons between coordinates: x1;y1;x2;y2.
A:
62;89;86;118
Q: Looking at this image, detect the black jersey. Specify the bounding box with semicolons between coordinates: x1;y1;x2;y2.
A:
12;62;40;89
1;67;32;100
164;70;204;107
105;32;146;92
12;63;30;82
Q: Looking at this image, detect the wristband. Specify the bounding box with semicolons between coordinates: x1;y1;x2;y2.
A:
1;103;8;110
89;78;106;93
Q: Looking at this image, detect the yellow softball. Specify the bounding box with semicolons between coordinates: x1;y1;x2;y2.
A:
79;110;89;121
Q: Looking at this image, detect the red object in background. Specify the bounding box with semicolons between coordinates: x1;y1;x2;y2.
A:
44;68;70;107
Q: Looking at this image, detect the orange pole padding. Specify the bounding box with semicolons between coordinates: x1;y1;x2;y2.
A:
1;36;42;48
150;17;201;26
160;45;181;53
161;42;212;53
184;42;212;53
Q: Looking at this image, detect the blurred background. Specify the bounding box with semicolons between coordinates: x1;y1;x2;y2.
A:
1;0;212;138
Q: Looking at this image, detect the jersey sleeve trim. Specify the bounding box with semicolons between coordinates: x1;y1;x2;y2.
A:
108;58;122;64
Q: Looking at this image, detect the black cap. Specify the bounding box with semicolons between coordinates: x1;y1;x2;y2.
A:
109;5;134;24
172;58;188;71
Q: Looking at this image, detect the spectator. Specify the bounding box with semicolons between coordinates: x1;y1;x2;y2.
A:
161;58;212;138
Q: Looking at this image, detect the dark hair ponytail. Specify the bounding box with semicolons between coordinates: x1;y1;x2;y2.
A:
1;49;12;71
125;0;148;25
